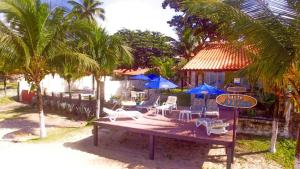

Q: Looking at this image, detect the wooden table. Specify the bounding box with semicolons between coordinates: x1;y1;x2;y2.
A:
93;112;235;169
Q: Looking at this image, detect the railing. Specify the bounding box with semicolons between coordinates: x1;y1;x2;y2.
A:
42;91;96;120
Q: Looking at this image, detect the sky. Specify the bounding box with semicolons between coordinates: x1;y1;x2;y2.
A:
100;0;178;39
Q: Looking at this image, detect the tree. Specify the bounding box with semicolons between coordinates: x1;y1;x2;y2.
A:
114;29;177;68
182;0;300;165
68;0;105;21
162;0;220;58
150;57;176;79
0;0;98;138
86;23;133;119
57;62;86;94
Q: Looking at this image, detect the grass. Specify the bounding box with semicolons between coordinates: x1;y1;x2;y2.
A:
0;96;16;105
28;126;91;143
0;106;32;120
237;134;295;169
0;82;18;89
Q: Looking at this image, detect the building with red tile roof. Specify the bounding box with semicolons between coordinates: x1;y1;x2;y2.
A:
181;43;252;88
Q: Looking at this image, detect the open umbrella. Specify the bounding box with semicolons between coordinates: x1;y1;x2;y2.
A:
145;76;178;89
147;74;159;80
186;83;225;109
130;74;150;81
186;83;224;95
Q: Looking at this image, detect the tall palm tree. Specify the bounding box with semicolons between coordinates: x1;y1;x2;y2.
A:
86;23;132;119
68;0;105;21
0;0;98;138
182;0;300;166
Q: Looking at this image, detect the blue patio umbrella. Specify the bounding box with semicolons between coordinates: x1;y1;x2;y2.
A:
144;76;178;89
186;83;225;95
147;73;159;80
130;74;151;81
186;83;225;109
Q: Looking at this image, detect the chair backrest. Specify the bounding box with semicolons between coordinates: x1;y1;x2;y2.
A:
190;105;203;111
131;91;137;97
166;96;177;104
103;107;116;115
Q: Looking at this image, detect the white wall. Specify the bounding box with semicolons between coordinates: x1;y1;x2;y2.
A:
19;74;146;102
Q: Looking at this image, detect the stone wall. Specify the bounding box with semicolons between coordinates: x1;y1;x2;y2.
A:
237;118;288;137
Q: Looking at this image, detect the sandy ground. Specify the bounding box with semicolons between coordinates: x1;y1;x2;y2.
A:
0;103;283;169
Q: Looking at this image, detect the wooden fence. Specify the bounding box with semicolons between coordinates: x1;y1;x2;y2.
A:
43;91;96;120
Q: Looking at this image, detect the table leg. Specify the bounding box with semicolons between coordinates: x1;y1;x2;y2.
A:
93;124;98;146
149;135;155;160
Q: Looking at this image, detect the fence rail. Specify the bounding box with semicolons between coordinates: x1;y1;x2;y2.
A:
43;91;96;120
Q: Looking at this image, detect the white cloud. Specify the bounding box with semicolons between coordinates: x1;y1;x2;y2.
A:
100;0;178;39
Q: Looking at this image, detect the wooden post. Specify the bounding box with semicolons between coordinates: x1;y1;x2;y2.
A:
195;71;199;87
60;93;63;102
231;108;238;164
17;82;20;101
69;92;72;103
93;124;98;146
52;92;54;100
180;71;185;90
149;135;155;160
78;94;81;105
226;145;233;169
78;94;82;116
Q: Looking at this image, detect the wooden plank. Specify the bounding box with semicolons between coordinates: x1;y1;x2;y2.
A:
149;135;155;160
93;116;233;146
93;124;98;146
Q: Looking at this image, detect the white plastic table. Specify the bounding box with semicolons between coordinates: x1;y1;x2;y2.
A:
155;105;170;116
178;110;192;121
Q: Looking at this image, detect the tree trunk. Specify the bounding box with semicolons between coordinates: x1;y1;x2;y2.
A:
3;76;7;96
92;75;95;94
36;82;47;138
67;79;71;94
295;128;300;169
270;93;282;153
95;77;101;119
270;119;278;153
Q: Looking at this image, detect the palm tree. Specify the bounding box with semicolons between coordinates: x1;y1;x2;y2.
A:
57;62;86;94
182;0;300;165
68;0;105;21
0;0;98;138
150;56;176;79
86;23;132;119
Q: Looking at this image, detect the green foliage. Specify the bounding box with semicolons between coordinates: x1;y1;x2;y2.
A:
182;0;299;84
86;23;133;77
68;0;105;21
114;29;177;68
0;0;99;85
161;89;191;106
238;135;295;169
150;57;176;79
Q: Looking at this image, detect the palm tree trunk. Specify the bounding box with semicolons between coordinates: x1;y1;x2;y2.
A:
36;82;47;138
270;119;278;153
295;128;300;168
270;94;281;153
95;76;101;119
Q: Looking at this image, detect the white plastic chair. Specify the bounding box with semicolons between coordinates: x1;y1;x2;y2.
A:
130;91;137;101
163;96;177;111
195;118;229;135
